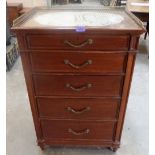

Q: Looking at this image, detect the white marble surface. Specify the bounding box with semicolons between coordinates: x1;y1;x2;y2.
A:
34;11;124;26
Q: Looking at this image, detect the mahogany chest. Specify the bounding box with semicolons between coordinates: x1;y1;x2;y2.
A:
12;7;145;151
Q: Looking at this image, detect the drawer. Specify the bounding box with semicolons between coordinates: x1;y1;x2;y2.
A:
33;75;123;97
37;97;120;120
41;120;116;140
30;51;127;74
26;34;130;50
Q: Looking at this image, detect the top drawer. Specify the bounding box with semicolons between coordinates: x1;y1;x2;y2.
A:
25;34;130;51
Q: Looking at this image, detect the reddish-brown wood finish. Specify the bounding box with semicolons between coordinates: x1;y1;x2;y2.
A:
37;97;120;120
115;53;136;142
7;3;23;27
26;34;130;51
30;51;127;73
12;8;145;151
33;74;123;97
41;120;116;140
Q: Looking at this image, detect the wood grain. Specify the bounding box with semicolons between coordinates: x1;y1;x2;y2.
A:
11;8;144;150
37;97;120;120
41;120;116;140
33;74;124;97
30;51;127;74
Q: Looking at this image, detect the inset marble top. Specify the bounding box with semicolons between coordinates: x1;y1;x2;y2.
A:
12;7;144;30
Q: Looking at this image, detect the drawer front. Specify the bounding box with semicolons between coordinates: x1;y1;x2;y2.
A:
41;120;116;140
26;34;130;50
33;75;123;97
31;52;127;73
37;98;120;120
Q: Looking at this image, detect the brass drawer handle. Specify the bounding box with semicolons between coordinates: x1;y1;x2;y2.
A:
68;128;90;136
64;59;92;69
65;83;92;92
67;107;90;115
64;39;93;48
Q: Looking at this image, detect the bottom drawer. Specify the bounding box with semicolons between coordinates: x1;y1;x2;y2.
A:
41;120;116;141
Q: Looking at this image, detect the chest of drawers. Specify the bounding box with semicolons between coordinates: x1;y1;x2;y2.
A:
12;7;145;151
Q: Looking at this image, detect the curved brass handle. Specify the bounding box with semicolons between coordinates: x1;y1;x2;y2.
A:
65;83;92;92
64;39;93;48
68;128;90;136
64;59;92;69
67;107;90;115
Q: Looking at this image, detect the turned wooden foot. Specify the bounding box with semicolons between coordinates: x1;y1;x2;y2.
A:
37;139;48;150
39;144;46;150
109;147;118;152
